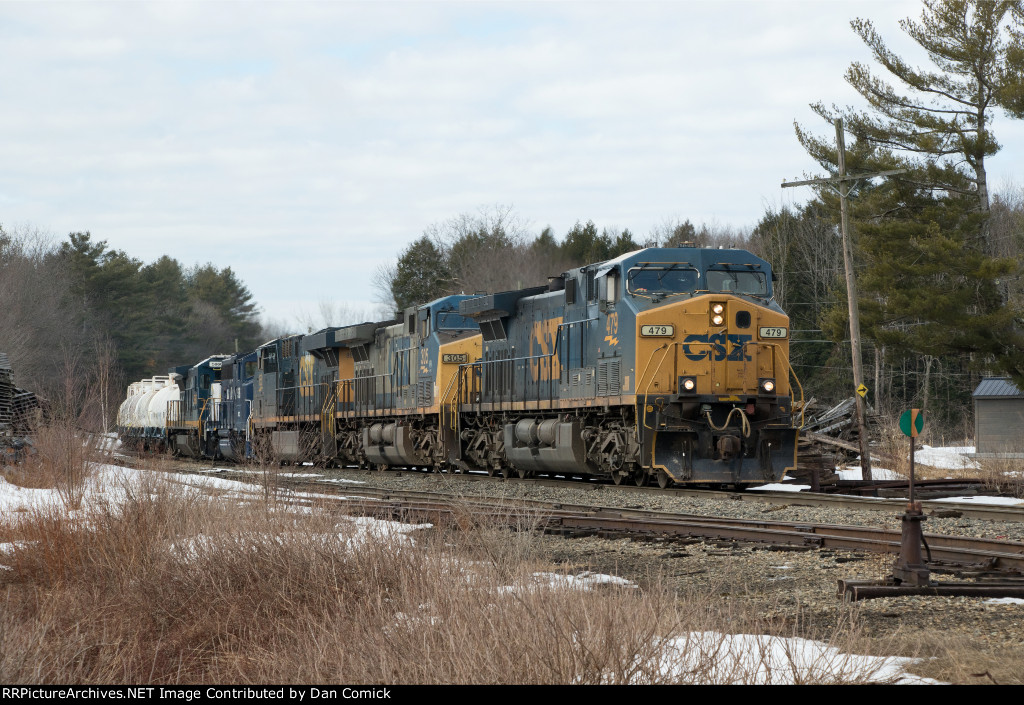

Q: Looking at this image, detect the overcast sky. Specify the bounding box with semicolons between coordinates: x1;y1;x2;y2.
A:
3;1;1022;329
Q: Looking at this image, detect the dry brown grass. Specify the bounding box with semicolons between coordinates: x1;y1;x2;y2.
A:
871;424;988;482
881;628;1024;685
975;456;1024;498
1;423;114;505
0;461;926;685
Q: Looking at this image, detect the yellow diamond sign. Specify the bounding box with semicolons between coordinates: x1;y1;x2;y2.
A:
856;384;868;398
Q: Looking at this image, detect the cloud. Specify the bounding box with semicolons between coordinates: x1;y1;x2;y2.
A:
2;0;1018;326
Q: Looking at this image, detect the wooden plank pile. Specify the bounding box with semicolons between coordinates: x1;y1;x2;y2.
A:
0;353;41;460
798;396;894;466
0;353;14;436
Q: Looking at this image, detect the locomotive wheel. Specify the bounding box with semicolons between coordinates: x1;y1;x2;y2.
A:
375;463;388;473
656;469;673;489
611;470;624;485
633;469;648;487
516;464;533;479
500;464;514;480
487;464;498;477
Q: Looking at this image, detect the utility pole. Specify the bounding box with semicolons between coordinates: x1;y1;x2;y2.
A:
781;118;905;482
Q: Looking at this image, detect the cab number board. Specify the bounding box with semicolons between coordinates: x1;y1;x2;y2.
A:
442;353;469;364
640;325;674;337
759;327;788;339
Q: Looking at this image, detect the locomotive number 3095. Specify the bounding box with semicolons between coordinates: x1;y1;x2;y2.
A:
640;325;674;337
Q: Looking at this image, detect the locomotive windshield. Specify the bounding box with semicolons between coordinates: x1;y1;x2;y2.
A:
706;268;768;296
436;310;476;331
627;266;698;298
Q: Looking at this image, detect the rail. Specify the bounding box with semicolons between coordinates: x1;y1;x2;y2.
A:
164;465;1024;576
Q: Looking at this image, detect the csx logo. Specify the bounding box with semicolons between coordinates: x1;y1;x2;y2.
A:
682;334;752;361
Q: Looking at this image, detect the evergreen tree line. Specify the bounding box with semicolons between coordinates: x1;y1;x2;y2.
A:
377;1;1024;438
374;205;736;312
0;228;263;414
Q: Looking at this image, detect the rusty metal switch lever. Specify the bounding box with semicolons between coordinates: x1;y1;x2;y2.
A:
892;502;931;587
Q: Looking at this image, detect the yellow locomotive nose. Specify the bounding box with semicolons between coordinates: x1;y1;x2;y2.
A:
635;294;798;484
635;295;792;399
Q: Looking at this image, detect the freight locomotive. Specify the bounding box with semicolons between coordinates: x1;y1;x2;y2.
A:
118;244;802;488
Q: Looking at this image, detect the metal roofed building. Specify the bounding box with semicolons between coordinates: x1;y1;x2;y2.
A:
973;378;1024;456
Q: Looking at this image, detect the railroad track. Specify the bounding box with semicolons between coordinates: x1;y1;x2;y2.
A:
286;463;1024;524
119;448;1024;523
159;463;1024;578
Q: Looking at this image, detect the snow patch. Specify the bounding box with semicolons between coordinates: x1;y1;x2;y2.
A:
749;483;810;492
915;445;978;470
638;632;943;685
837;466;904;481
498;571;638;595
931;495;1024;506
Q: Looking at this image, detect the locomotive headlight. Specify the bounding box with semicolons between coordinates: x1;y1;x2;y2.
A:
759;378;776;394
679;376;697;394
710;302;726;326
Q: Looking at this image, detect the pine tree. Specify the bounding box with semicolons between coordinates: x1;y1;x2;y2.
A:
794;0;1024;396
185;264;262;352
805;0;1022;215
58;232;151;379
608;228;640;257
390;236;452;310
561;220;611;265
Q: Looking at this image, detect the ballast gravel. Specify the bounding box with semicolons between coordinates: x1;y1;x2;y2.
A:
305;466;1024;684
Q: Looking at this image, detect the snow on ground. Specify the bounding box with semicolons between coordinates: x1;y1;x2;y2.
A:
340;515;431;549
497;571;638;595
749;482;811;493
914;445;978;471
986;598;1024;605
169;514;432;562
646;632;943;685
758;445;1024;506
836;466;905;481
932;495;1024;506
0;463;374;515
839;445;982;480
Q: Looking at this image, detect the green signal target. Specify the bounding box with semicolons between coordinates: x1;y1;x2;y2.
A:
899;408;924;438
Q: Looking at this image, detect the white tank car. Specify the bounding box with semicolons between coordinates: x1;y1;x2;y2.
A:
147;376;180;429
135;377;166;430
128;378;158;429
117;381;142;428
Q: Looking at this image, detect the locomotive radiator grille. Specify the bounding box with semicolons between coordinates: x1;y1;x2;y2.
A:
597;358;621;396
